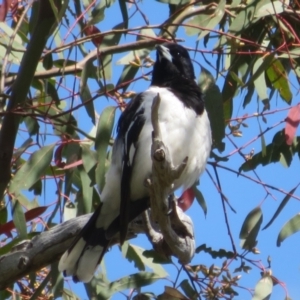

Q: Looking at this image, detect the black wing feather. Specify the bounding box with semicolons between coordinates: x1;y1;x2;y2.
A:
117;94;146;244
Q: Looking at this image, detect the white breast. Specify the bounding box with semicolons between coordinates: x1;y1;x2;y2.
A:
130;86;211;200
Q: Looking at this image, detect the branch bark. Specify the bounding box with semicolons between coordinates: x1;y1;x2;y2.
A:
144;94;195;264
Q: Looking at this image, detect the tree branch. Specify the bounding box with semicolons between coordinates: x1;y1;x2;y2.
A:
145;94;195;264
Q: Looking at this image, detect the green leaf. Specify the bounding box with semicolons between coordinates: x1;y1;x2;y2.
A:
180;279;198;299
89;0;116;24
80;59;96;124
62;289;80;300
192;186;207;217
95;106;116;191
99;23;124;80
143;249;172;264
108;272;164;294
222;70;236;122
24;116;40;136
239;207;263;250
156;0;190;4
263;184;299;230
266;59;292;104
125;244;168;277
158;286;189;300
30;272;51;300
258;121;266;157
9;144;55;196
252;275;273;300
199;67;225;152
185;0;225;40
0;205;8;226
254;1;285;18
277;213;300;247
118;0;128;29
252;56;269;101
51;262;64;299
81;144;98;185
78;165;94;214
195;244;235;259
12;200;27;239
0;284;13;300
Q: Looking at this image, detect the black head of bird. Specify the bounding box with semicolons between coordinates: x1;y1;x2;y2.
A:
151;43;196;86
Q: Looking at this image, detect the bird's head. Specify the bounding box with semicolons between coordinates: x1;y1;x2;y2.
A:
151;43;195;86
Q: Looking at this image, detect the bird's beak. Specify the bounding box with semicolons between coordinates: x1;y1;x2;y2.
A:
156;44;172;62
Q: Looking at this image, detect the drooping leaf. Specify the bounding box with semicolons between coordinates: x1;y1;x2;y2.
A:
9;144;55;196
254;1;285;18
277;213;300;247
222;70;236;122
159;286;189;300
258;121;266;157
185;0;225;40
118;0;128;29
0;206;47;235
80;59;96;124
143;249;172;264
266;59;292;104
239;206;263;250
199;66;225;151
177;188;195;212
12;200;27;239
180;279;198;299
124;244;168;277
30;272;51;300
78;165;94;214
95;106;116;191
263;184;299;230
195;244;235;259
285;104;300;145
81;144;98;185
89;0;116;24
83;25;103;47
0;205;7;226
51;262;64;299
62;289;80;300
192;186;207;217
97;272;164;298
252;56;269;101
252;275;273;300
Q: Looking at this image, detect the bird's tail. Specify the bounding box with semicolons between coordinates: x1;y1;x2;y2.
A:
58;197;149;282
58;204;109;283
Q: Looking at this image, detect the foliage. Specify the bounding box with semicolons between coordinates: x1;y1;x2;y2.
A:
0;0;300;299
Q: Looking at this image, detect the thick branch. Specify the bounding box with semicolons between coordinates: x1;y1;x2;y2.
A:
145;94;195;264
0;214;88;290
0;213;146;290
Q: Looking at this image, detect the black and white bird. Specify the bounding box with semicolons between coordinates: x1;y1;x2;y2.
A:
58;43;212;282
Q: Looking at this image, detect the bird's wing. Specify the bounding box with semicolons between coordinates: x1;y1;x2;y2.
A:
116;93;146;244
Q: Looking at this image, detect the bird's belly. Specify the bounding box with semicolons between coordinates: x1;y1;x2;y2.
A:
130;88;211;200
